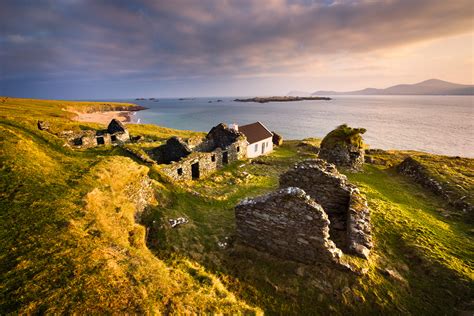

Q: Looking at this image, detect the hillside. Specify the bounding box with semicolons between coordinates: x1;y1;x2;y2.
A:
1;97;473;314
310;79;474;95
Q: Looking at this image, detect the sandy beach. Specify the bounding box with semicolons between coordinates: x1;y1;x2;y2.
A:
72;110;135;124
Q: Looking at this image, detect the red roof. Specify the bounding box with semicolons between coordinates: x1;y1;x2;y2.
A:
238;122;273;144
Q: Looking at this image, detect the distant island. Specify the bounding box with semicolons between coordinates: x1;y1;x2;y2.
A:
289;79;474;96
235;96;331;103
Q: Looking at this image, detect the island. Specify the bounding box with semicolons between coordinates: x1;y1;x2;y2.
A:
234;96;331;103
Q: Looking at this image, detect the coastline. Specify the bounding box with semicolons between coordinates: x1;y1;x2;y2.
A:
71;105;146;124
72;110;138;124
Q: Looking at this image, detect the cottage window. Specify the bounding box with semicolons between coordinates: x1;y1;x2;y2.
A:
111;135;117;142
237;146;240;152
96;136;105;145
211;155;216;162
254;143;258;152
177;168;183;176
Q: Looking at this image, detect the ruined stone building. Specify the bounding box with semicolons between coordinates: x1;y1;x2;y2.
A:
68;119;130;148
151;123;248;181
235;159;373;265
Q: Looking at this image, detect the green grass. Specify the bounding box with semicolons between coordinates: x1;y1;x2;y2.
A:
1;97;473;314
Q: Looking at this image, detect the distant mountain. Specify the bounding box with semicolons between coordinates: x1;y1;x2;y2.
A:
310;79;474;96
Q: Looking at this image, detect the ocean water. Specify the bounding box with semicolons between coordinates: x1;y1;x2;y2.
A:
121;96;473;157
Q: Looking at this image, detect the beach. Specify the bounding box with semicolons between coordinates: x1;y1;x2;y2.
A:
72;110;136;124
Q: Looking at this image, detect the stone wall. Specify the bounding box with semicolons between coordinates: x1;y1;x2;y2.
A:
155;123;248;181
279;159;372;258
319;144;364;170
280;159;352;248
236;159;372;261
397;157;473;214
235;187;343;264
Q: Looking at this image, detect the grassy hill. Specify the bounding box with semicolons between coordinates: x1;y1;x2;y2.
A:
1;97;473;314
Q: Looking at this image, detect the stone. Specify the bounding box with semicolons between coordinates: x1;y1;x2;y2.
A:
152;123;248;181
319;124;366;170
272;131;283;146
107;118;127;134
37;120;50;131
235;187;344;265
397;157;473;214
279;159;373;259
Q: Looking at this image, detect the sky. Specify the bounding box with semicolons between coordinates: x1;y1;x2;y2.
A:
1;0;473;99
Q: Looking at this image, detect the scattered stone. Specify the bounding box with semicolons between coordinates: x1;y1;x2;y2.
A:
169;217;189;228
319;124;366;170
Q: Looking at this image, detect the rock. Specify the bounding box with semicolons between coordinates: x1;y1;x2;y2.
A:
272;131;283;146
319;124;366;170
383;268;406;284
37;120;50;131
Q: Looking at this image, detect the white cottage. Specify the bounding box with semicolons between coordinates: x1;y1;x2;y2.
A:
232;121;273;158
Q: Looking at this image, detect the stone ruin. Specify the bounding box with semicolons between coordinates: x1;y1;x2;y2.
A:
65;119;130;148
235;159;372;265
152;123;248;181
236;187;343;264
319;124;366;170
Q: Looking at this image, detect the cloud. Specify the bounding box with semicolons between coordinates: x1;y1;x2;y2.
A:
0;0;472;95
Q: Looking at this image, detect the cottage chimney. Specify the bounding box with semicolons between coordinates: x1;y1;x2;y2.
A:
229;123;239;131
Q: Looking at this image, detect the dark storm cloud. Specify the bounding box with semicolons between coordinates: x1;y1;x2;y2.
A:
1;0;472;93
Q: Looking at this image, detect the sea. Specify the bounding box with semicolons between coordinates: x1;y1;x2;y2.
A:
116;95;473;157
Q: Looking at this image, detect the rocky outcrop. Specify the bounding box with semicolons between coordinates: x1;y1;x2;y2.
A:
272;131;283;146
279;159;372;258
319;124;366;170
397;157;473;214
235;187;343;265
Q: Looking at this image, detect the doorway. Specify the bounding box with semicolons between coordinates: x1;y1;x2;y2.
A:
222;152;229;165
191;162;200;179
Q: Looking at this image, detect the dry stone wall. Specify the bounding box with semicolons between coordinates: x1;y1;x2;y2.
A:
236;159;373;263
235;187;343;264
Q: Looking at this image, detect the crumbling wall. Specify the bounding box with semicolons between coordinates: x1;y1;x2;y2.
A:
237;159;372;261
160;152;218;181
279;159;372;258
150;137;192;164
279;159;352;248
235;187;343;264
397;157;473;214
